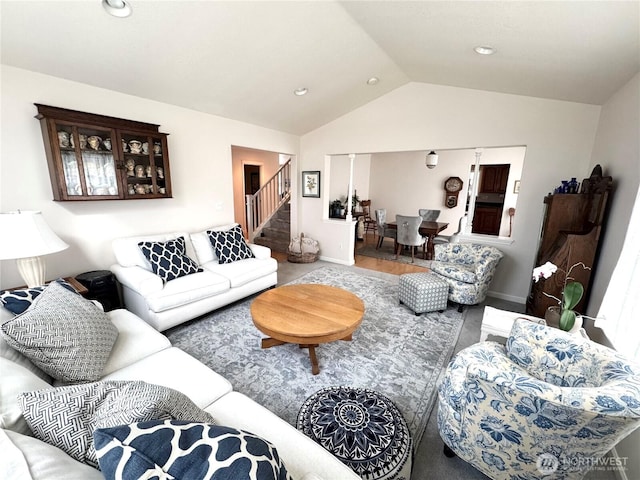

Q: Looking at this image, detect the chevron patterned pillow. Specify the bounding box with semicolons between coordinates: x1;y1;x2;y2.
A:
94;419;292;480
19;381;216;468
0;281;118;382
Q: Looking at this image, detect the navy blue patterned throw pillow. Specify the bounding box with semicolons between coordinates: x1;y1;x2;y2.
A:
138;237;202;283
0;278;77;314
94;419;292;480
208;225;255;264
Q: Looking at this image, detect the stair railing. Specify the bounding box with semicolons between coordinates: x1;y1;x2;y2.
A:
246;158;291;242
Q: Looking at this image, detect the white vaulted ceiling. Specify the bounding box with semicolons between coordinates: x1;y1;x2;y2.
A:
1;1;638;135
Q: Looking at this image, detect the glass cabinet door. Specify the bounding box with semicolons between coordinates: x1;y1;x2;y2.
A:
151;136;169;196
120;132;170;198
56;125;82;196
76;126;119;197
56;123;120;198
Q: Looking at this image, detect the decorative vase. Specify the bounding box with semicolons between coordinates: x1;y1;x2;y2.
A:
544;306;583;333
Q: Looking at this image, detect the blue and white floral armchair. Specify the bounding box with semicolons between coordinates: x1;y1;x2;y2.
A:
437;319;640;480
430;243;504;310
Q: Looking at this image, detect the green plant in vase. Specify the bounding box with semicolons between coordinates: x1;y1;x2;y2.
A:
532;261;591;331
330;199;343;217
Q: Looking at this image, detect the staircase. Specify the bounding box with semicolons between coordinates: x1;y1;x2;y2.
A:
246;158;291;244
253;202;290;253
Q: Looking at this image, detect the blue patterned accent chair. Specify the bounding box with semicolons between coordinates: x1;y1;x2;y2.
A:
430;243;503;311
438;319;640;480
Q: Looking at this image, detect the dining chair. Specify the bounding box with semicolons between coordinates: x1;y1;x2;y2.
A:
419;209;449;245
418;209;440;222
375;209;396;249
360;200;376;236
395;215;426;262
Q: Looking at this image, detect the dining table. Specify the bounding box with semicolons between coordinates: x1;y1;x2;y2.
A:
386;220;449;260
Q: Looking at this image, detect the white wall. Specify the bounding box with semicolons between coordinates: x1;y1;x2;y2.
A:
0;66;299;289
351;155;371;205
366;146;524;237
329;154;371;208
369;150;461;231
329;155;351;205
300;82;601;303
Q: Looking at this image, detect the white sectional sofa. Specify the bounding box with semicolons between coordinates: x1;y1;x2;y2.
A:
110;223;278;331
0;306;359;480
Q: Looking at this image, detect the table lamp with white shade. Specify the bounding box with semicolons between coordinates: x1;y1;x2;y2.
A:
0;211;69;288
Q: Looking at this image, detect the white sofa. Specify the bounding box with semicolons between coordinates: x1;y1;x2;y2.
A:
0;306;359;480
110;223;278;331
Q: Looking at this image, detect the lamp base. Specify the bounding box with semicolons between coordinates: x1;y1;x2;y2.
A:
16;256;46;288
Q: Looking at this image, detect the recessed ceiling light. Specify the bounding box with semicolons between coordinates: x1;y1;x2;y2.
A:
474;45;496;55
102;0;132;17
294;87;308;96
366;77;379;85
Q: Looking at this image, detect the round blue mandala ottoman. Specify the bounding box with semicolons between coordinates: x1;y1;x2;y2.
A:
296;386;412;480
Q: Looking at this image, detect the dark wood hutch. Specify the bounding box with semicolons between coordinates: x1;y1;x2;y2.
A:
526;165;612;317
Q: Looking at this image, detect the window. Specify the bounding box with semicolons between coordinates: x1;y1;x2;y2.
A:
596;186;640;361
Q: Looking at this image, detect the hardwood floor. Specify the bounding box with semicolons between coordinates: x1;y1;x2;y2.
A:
272;233;426;276
354;250;426;275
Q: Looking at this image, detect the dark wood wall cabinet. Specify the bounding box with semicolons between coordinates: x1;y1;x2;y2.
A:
479;164;510;194
35;104;172;201
472;205;503;235
471;164;510;235
526;165;612;317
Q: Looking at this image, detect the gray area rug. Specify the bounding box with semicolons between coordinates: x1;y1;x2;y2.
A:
357;242;433;268
166;266;464;448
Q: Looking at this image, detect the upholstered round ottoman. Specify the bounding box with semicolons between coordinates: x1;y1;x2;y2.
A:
296;386;412;480
398;271;449;315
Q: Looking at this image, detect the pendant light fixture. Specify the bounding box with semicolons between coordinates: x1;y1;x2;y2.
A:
102;0;132;18
425;151;438;169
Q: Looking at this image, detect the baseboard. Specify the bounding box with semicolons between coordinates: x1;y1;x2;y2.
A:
487;290;527;304
318;255;354;266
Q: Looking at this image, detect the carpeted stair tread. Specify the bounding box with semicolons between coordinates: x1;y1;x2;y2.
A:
254;236;289;253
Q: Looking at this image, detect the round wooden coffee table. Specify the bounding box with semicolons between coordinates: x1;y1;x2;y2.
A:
250;284;365;375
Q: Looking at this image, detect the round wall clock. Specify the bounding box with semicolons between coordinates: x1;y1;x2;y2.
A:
445;176;463;193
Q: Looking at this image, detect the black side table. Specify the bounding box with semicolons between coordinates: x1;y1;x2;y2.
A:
75;270;122;312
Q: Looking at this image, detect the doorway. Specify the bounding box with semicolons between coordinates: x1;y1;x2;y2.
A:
471;164;510;235
231;145;293;237
244;164;261;196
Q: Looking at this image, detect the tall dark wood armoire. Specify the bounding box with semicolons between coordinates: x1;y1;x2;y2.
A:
526;165;612;317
